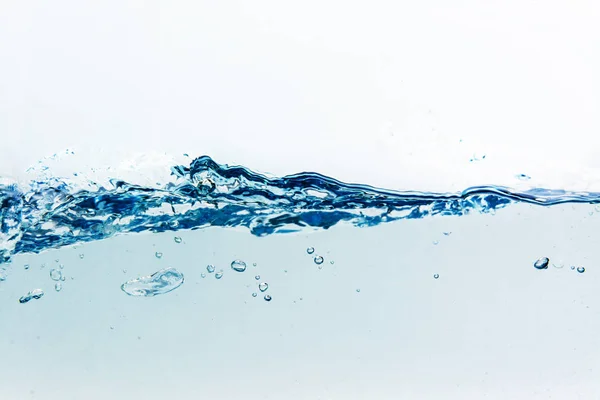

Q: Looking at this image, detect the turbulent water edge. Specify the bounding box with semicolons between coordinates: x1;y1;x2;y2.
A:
1;155;600;264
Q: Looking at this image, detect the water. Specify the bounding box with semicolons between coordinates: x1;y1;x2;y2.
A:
2;155;600;398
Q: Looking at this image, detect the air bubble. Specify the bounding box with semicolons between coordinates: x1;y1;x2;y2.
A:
534;257;549;270
252;293;257;298
24;264;30;270
433;240;439;245
356;288;361;293
577;266;585;273
307;247;315;254
201;273;206;278
49;269;63;281
252;263;257;267
206;265;215;273
155;252;163;259
215;271;223;279
79;254;85;259
19;289;44;304
571;266;576;270
264;295;272;302
121;267;184;297
259;282;269;292
314;256;324;265
174;236;182;243
434;274;439;279
55;283;62;292
231;260;247;272
255;275;260;280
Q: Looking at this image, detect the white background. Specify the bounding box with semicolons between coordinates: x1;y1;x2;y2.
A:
1;1;599;191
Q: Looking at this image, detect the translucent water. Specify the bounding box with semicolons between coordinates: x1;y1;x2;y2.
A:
2;156;600;398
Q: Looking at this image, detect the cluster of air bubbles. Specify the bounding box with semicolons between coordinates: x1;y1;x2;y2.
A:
533;257;550;270
49;268;63;281
231;260;247;272
207;265;215;273
19;289;44;304
174;236;182;244
155;252;163;259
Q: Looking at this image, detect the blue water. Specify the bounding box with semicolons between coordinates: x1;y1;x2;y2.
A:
2;156;600;399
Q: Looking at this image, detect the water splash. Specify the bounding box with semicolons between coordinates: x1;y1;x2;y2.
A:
2;155;600;264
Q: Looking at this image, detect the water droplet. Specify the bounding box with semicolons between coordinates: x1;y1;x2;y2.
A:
174;236;182;244
49;269;63;281
577;266;585;273
231;260;247;272
307;247;315;254
200;273;206;278
215;271;223;279
55;283;62;292
19;289;44;304
206;265;215;273
24;264;30;270
259;282;269;292
121;267;184;297
264;295;272;302
252;292;257;297
434;274;440;279
255;275;260;280
155;252;163;259
79;254;85;259
433;240;439;245
314;256;324;265
533;257;549;270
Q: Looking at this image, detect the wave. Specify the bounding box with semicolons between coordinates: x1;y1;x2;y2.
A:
1;155;599;264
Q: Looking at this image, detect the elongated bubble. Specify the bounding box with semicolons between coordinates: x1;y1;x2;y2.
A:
121;267;184;297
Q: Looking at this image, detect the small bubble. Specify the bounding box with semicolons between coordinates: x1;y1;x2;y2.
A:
200;273;206;278
49;269;63;281
252;292;257;297
122;269;127;274
516;174;531;181
255;275;260;280
259;282;269;292
533;257;549;270
231;260;247;272
443;232;452;236
24;264;30;270
314;256;324;265
79;254;85;259
252;263;257;267
60;275;66;281
207;265;215;273
55;259;59;263
19;289;44;304
55;283;62;292
434;274;440;279
577;266;585;273
307;247;315;254
155;252;163;259
174;236;182;244
595;205;600;212
59;264;64;269
264;295;272;302
215;271;223;279
356;288;361;293
330;261;335;265
433;240;439;245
